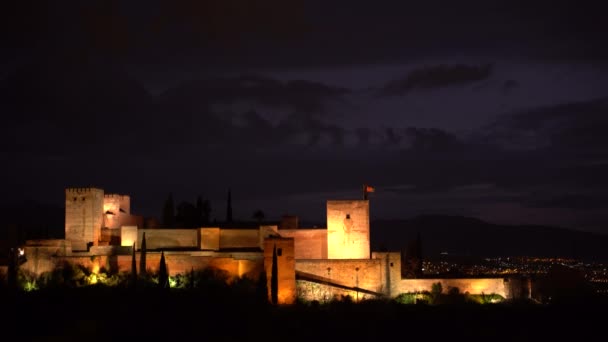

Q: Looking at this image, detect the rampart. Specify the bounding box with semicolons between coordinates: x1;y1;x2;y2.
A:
397;278;508;298
138;229;199;250
277;228;327;259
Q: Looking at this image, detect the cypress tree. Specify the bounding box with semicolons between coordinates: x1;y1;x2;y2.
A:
188;267;195;289
158;250;169;289
140;232;147;278
226;188;233;223
7;248;18;291
196;195;204;226
162;193;175;228
130;241;137;288
256;269;269;305
271;244;278;305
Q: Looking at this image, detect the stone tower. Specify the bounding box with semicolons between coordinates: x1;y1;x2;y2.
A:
65;188;104;251
327;200;370;259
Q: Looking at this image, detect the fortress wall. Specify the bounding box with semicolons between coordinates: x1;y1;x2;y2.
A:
118;214;143;229
398;278;508;298
220;229;259;249
21;240;72;275
295;259;385;294
121;226;138;247
22;250;264;280
372;252;403;297
277;229;327;259
327;200;370;259
259;225;279;250
296;280;379;302
138;229;198;250
201;228;220;250
100;228;121;245
264;238;296;304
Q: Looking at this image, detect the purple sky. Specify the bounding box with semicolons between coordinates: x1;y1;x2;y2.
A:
2;0;608;233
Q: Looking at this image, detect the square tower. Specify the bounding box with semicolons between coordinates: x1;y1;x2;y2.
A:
327;200;370;259
65;188;104;251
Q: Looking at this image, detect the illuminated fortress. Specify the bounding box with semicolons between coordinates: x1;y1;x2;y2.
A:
20;187;526;303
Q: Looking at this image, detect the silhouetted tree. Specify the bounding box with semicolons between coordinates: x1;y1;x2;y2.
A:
188;267;195;289
271;244;278;305
431;282;443;304
158;250;169;289
130;242;137;288
256;269;269;304
402;232;423;278
176;201;197;228
7;247;18;290
253;209;265;224
140;232;147;278
162;193;175;228
196;196;204;226
201;199;211;224
226;188;233;223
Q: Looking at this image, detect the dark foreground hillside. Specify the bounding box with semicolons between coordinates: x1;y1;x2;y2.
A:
3;287;606;341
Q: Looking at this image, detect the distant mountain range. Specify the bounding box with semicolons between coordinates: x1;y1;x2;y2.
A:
2;200;607;262
370;215;608;262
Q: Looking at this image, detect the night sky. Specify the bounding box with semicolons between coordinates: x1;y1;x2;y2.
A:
2;1;608;234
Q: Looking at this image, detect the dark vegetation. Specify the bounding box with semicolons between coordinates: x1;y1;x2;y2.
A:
0;280;605;341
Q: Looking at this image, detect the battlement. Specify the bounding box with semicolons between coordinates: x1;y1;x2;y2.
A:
66;187;104;194
103;193;131;215
104;194;129;199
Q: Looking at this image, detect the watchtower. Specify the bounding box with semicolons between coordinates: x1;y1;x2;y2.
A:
327;200;370;259
65;188;104;251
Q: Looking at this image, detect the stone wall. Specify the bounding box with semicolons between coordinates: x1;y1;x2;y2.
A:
21;240;72;275
397;278;508;298
138;229;199;250
327;200;370;259
20;245;264;279
220;229;258;249
277;229;327;259
295;259;386;295
264;237;296;304
200;228;220;250
121;226;137;247
371;252;402;297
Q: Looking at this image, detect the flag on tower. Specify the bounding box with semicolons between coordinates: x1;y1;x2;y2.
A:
363;184;375;199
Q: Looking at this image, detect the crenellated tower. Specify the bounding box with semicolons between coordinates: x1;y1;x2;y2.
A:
65;188;104;251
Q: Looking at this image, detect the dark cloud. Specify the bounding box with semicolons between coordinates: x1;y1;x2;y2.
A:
502;79;519;94
159;74;349;113
479;97;608;153
380;64;492;96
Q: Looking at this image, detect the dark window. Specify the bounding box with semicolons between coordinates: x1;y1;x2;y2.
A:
346;214;351;219
73;197;77;201
277;248;283;256
390;262;394;267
